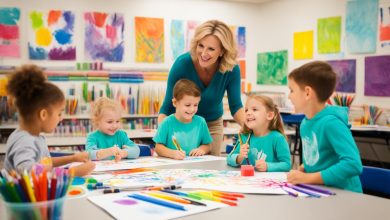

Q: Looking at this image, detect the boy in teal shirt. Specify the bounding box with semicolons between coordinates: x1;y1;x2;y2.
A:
287;61;362;193
153;79;212;160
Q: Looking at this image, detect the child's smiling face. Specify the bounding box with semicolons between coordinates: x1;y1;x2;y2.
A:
96;108;122;136
173;95;200;123
244;97;273;130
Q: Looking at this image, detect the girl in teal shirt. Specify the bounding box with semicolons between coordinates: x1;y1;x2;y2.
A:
227;95;291;172
86;97;140;161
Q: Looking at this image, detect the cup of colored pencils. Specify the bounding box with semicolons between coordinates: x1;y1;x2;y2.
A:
0;166;74;220
362;105;383;125
330;93;355;108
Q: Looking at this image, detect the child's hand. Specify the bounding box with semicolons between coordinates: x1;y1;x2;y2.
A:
172;150;186;160
239;143;249;158
71;161;96;177
189;149;205;157
73;152;89;162
255;159;267;172
110;145;121;156
287;170;309;184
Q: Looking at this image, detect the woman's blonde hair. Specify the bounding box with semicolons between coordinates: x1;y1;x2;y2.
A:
91;97;122;128
189;20;238;73
241;94;286;138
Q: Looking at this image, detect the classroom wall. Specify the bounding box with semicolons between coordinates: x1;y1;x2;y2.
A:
1;0;389;111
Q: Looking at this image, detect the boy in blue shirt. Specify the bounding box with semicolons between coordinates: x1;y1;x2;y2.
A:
153;79;213;160
287;61;363;193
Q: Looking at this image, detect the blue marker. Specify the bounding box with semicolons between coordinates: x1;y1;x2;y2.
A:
128;193;187;211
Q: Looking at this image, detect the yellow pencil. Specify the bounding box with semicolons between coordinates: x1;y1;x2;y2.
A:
172;136;183;152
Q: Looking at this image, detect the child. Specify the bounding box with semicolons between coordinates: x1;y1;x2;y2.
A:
153;79;212;160
286;61;362;193
227;95;291;172
4;65;95;176
86;97;140;161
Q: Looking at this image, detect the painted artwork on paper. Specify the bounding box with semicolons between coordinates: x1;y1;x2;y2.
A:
318;16;341;54
185;20;200;51
28;10;76;60
170;20;185;60
293;30;313;59
135;17;164;63
327;59;356;93
346;0;378;53
84;12;124;62
379;1;390;47
239;60;246;79
257;50;288;85
230;26;246;58
92;169;287;194
0;7;20;58
91;155;225;172
364;55;390;97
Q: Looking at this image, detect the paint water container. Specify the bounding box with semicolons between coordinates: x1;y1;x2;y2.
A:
241;165;254;176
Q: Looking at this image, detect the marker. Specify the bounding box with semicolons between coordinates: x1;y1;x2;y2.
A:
281;186;298;197
128;193;187;211
160;190;207;206
190;192;237;206
144;191;191;204
147;185;182;191
285;184;321;198
296;183;336;195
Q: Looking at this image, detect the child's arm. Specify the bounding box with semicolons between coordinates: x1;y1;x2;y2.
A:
155;143;185;160
189;144;210;156
262;136;292;172
318;119;363;186
51;151;89;167
287;170;323;184
69;161;96;177
226;142;247;167
121;145;140;159
119;130;140;159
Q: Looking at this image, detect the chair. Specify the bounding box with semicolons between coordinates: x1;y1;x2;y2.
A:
359;166;390;198
281;113;305;164
138;144;152;156
226;144;234;154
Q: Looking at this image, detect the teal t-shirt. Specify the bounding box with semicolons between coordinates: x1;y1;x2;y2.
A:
86;130;140;160
227;131;291;172
159;52;243;121
153;115;213;156
300;105;362;193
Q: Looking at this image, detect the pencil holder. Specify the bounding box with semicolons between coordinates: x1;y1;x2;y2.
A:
3;196;66;220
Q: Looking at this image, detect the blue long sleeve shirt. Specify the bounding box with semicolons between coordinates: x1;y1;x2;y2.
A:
159;52;243;121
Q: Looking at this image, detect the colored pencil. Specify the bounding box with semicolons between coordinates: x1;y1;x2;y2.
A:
128;193;187;211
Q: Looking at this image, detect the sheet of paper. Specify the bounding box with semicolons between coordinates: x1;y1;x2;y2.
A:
88;192;227;220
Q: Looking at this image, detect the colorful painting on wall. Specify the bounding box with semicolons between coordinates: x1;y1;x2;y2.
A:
28;10;76;60
346;0;378;54
170;20;185;60
135;17;164;63
293;30;313;59
0;7;20;58
365;55;390;97
84;12;124;62
327;59;356;93
230;26;246;58
257;50;288;85
318;16;341;54
185;20;199;51
379;1;390;47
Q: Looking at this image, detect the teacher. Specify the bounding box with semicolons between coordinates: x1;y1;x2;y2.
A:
158;20;245;156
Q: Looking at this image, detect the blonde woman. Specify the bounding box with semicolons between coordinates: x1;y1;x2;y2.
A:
158;20;245;156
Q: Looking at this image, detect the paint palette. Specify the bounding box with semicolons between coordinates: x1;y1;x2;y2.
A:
67;186;87;199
